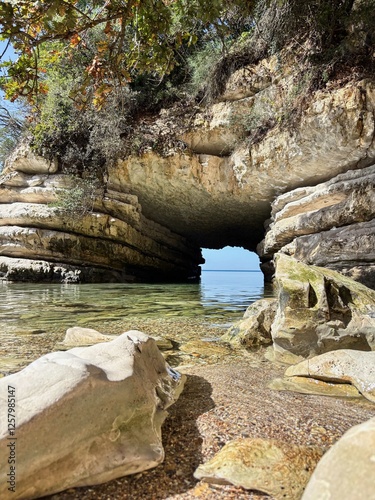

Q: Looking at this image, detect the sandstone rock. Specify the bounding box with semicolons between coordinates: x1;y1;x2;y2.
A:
61;326;115;347
221;63;273;101
282;220;375;287
285;350;375;403
302;417;375;500
3;140;58;175
0;203;198;270
262;165;375;255
110;80;375;251
194;438;323;499
259;164;375;287
269;376;362;399
0;256;126;283
222;298;277;347
270;254;375;363
0;331;185;499
0;224;200;283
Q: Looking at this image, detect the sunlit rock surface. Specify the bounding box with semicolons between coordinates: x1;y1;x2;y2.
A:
270;254;375;363
194;438;323;499
0;331;185;499
302;417;375;500
285;349;375;403
222;298;277;347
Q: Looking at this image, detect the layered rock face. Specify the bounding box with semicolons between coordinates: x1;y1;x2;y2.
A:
0;144;202;282
2;57;375;280
259;164;375;287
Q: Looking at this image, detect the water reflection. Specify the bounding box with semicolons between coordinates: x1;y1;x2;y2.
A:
0;271;272;336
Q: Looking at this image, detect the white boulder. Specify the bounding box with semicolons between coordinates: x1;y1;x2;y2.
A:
0;331;185;499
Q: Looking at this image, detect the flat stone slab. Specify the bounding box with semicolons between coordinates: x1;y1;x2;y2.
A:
269;376;362;399
286;349;375;403
194;438;323;499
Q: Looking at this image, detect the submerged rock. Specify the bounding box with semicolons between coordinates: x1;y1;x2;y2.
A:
285;349;375;403
271;254;375;363
179;340;232;358
302;417;375;500
60;326;115;347
0;331;185;499
194;438;323;499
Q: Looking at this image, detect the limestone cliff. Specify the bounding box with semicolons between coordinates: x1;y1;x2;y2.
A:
1;54;375;282
259;165;375;288
0;144;202;282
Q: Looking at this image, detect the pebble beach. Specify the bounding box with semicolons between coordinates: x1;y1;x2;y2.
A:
2;317;373;500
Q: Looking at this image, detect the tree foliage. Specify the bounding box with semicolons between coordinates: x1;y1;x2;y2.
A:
0;0;256;105
1;0;374;178
1;0;374;106
0;98;25;170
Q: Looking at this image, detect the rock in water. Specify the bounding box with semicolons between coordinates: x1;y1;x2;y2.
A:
222;298;277;347
0;331;186;499
285;349;375;403
271;254;375;363
60;326;115;347
194;438;323;499
302;417;375;500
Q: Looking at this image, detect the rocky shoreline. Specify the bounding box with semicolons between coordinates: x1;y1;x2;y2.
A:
1;305;374;499
45;353;373;500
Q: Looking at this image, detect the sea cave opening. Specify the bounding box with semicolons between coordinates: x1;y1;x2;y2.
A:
199;247;266;313
201;247;261;272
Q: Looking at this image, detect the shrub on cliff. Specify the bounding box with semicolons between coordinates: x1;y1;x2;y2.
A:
1;0;374;179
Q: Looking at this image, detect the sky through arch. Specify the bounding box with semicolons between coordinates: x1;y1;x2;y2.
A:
201;247;260;271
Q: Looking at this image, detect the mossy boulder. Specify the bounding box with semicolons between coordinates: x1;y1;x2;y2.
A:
271;254;375;363
222;298;277;347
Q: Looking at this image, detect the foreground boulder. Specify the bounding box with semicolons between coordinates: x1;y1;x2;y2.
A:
285;349;375;403
0;331;185;499
271;254;375;363
302;417;375;500
194;438;323;500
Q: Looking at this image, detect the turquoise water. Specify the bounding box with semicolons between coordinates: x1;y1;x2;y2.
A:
0;271;270;335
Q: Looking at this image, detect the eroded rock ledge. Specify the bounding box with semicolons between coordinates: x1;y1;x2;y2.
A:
259;164;375;287
0;149;202;282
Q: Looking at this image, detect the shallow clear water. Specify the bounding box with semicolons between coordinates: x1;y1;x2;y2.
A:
0;271;271;336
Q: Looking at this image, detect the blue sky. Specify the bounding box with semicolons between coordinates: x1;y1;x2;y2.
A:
0;41;16;101
202;247;260;270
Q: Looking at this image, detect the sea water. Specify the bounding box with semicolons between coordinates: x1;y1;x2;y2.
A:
0;270;270;334
0;270;273;372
